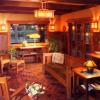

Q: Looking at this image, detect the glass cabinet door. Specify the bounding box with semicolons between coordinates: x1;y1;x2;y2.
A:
68;23;76;56
75;23;84;57
84;23;91;58
68;20;91;58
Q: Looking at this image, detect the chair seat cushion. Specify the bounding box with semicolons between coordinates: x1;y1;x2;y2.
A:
46;63;66;78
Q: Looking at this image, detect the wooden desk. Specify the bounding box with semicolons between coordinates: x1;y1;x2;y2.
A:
17;46;46;63
73;67;100;100
19;45;45;50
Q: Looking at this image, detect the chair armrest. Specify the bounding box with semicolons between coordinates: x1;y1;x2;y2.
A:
43;53;53;64
11;84;25;98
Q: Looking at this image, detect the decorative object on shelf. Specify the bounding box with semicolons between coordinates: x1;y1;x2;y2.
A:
25;82;46;99
63;26;67;32
34;0;54;18
84;60;97;73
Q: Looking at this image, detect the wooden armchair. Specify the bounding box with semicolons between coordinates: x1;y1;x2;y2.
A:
0;56;10;74
0;77;24;100
0;54;25;74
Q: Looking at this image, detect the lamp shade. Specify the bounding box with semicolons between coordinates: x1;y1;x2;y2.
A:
26;33;40;39
22;40;28;47
34;9;54;18
84;60;97;68
0;24;6;31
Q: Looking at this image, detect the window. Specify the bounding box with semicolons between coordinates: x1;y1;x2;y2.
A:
11;24;46;44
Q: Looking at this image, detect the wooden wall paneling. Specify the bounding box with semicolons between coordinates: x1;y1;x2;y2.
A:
93;32;100;52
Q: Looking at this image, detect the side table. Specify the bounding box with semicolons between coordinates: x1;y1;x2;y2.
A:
72;67;100;100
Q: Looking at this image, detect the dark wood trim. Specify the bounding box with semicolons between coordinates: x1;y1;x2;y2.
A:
7;20;49;25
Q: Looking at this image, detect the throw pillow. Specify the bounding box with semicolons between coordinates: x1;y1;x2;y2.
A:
52;53;64;64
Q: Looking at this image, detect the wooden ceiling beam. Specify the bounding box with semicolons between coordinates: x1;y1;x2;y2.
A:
0;1;40;8
49;0;100;4
0;0;99;15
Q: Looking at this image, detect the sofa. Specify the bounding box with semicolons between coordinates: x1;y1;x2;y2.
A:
43;52;85;99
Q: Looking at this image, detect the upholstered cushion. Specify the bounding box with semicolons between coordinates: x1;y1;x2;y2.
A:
52;53;64;64
47;63;66;70
46;63;66;78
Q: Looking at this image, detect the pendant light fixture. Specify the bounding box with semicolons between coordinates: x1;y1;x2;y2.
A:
34;0;55;18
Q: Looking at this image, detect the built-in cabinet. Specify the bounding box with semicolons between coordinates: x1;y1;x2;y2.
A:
67;19;92;58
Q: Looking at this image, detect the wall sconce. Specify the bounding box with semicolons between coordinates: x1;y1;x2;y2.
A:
91;21;98;29
0;24;6;31
49;18;55;32
49;24;55;32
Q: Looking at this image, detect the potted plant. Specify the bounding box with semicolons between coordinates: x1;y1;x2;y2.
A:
8;47;16;60
47;38;62;52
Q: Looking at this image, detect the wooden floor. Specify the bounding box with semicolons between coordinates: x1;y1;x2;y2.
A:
6;63;66;100
3;63;99;100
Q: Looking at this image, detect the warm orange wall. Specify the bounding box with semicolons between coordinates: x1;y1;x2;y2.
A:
60;5;100;32
54;15;61;31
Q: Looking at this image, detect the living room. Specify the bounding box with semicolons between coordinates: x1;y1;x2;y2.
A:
0;0;100;100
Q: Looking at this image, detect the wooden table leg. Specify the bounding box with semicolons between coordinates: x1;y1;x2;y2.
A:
85;80;89;100
73;73;77;99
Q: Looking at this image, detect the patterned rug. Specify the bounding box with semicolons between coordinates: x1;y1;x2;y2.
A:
7;63;67;100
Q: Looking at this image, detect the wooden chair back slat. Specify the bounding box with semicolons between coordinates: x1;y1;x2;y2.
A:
0;77;10;100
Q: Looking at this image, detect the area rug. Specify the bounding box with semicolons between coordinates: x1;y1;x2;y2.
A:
7;64;67;100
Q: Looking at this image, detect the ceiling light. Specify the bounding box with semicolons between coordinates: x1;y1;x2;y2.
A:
34;0;55;18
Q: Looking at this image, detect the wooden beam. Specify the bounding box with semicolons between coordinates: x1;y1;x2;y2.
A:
0;1;40;8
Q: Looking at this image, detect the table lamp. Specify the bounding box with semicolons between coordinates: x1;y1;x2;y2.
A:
22;40;28;47
84;60;97;73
